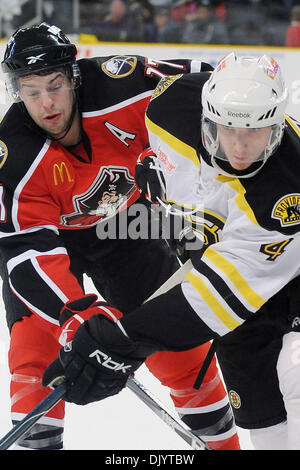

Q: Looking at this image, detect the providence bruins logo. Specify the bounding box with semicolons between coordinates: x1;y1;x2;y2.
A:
229;390;241;409
272;194;300;227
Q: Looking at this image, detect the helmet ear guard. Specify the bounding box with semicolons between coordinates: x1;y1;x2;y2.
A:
200;53;288;177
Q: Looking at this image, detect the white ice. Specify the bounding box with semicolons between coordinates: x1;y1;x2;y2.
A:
0;277;254;450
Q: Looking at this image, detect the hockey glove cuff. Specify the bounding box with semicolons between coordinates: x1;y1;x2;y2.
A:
135;147;166;204
43;315;158;405
58;294;123;346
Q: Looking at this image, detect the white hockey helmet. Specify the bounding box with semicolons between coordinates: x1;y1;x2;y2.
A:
201;52;288;177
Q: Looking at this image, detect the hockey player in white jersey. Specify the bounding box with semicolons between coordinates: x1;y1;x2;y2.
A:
43;53;300;449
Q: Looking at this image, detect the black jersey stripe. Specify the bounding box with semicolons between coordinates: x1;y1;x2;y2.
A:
194;258;253;321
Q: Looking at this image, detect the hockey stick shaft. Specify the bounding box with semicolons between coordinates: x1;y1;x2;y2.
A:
145;259;192;301
0;260;207;450
0;374;210;451
127;376;211;450
0;381;67;450
135;258;211;450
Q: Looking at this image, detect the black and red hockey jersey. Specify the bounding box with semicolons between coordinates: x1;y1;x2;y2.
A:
0;55;212;329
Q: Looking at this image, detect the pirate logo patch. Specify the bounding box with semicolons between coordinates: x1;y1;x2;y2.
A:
0;140;8;168
61;166;137;227
272;193;300;227
101;56;137;78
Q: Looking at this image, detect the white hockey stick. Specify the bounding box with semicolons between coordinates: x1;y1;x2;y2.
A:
127;376;210;450
0;380;67;450
145;259;192;301
129;258;211;450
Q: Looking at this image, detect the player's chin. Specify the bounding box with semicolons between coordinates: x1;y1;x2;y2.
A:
42;123;67;139
229;160;252;171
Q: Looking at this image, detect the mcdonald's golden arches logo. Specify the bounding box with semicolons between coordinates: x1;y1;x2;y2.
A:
53;161;74;187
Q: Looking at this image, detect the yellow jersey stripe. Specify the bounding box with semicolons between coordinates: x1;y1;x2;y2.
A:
217;175;259;226
203;247;265;309
285;114;300;137
185;271;242;331
146;115;200;168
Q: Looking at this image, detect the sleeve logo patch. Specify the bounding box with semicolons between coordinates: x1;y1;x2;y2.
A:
150;74;182;101
101;56;137;78
157;147;176;172
0;140;8;168
272;193;300;226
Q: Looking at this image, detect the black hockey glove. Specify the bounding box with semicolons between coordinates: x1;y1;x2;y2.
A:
135;147;166;204
42;315;158;405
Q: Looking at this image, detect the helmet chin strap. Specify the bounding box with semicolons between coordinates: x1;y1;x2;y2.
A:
211;155;268;179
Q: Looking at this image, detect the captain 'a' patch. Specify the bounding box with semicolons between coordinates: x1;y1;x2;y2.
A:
101;56;137;78
272;193;300;227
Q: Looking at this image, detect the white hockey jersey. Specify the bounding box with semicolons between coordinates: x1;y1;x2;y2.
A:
145;72;300;338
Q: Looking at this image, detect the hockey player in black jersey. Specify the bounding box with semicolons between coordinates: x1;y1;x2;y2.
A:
44;52;300;449
0;24;240;450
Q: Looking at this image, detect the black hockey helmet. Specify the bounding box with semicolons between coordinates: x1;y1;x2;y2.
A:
1;22;81;102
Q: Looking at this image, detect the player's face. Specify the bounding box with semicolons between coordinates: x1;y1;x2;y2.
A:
19;70;75;140
217;125;272;170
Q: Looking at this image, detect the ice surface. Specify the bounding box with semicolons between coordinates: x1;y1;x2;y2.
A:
0;277;254;450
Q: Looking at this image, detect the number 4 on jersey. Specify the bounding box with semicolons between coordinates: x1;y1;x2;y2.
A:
260;238;293;261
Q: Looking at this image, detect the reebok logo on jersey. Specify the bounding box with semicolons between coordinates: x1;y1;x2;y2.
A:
272;194;300;226
89;349;132;373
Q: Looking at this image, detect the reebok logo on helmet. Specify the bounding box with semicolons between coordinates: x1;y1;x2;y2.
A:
26;53;46;64
227;111;251;118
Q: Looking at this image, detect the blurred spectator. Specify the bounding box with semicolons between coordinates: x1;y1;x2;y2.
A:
270;0;298;22
285;4;300;46
215;1;226;22
171;0;190;23
147;0;173;5
181;0;229;44
96;0;144;42
42;1;74;33
145;6;181;42
128;0;154;26
171;0;226;24
262;0;291;45
0;0;22;36
226;0;272;46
